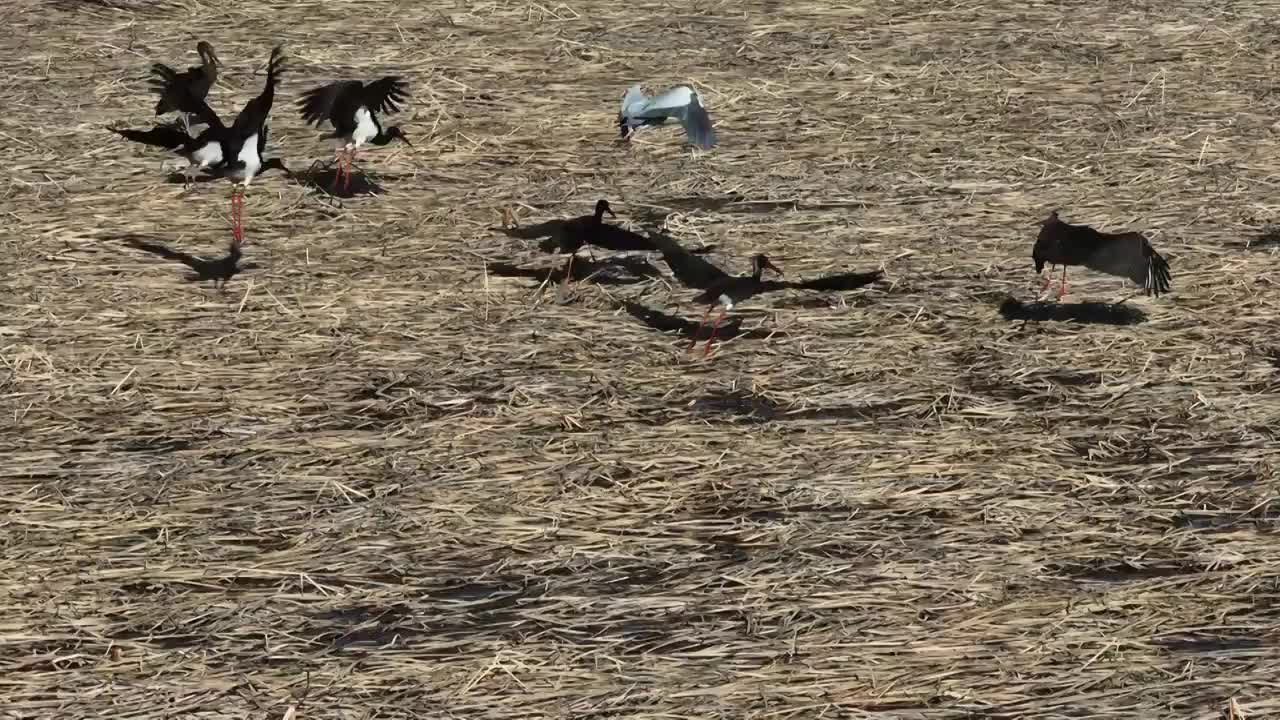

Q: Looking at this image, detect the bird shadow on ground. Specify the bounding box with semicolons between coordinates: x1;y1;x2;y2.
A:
622;301;780;343
112;233;259;287
489;256;664;286
653;193;864;215
685;389;914;425
1226;226;1280;250
295;162;386;199
162;172;221;185
999;296;1147;325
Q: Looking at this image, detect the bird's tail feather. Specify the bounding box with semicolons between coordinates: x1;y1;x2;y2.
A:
1147;251;1172;296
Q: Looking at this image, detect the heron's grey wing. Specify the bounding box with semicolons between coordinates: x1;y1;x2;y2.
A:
1084;233;1154;286
639;86;716;148
629;85;694;120
620;84;649;116
678;94;716;149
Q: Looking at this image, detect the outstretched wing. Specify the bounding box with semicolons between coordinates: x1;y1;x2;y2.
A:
232;45;285;135
360;76;410;116
620;84;649;115
630;85;716;148
792;270;884;292
151;63;225;129
297;79;364;129
1085;233;1171;295
109;123;192;151
148;62;201;115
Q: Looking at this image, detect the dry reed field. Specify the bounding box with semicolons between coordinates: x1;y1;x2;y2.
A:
6;0;1280;717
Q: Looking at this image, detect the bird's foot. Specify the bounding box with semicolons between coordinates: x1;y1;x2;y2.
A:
1055;282;1067;302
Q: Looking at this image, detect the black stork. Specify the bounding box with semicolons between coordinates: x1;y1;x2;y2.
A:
148;41;221;134
619;84;716;150
297;76;411;192
1033;210;1172;300
148;44;288;241
688;254;783;357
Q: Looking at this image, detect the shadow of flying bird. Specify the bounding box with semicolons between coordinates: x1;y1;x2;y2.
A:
125;236;249;289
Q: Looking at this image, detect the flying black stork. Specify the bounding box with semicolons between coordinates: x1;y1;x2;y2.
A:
688;254;783;357
619;83;717;150
148;41;221;134
1033;210;1172;300
143;44;288;241
297;76;411;192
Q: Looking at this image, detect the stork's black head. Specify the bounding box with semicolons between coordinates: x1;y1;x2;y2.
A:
1033;256;1045;274
375;126;411;147
595;199;615;219
196;41;221;68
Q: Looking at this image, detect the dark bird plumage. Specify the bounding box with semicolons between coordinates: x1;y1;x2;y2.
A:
1033;210;1172;299
139;45;288;240
148;41;221;132
125;236;245;289
298;76;410;191
298;76;411;144
686;254;783;357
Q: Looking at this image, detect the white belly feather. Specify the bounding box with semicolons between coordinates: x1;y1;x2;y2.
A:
351;106;378;147
192;142;222;168
227;133;262;184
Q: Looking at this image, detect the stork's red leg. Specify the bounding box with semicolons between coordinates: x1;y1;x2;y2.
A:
703;308;726;357
331;148;347;192
688;305;712;353
344;148;358;193
1057;267;1068;300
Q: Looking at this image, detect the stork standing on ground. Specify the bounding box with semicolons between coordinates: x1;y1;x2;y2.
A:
689;254;783;357
297;76;411;192
618;83;717;150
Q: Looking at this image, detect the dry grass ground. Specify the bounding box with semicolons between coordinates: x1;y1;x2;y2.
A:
3;0;1280;717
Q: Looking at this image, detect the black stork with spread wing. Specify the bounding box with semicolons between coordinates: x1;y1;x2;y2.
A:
1033;210;1172;300
133;44;289;241
297;76;411;192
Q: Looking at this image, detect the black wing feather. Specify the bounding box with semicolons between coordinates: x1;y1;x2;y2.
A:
360;76;410;116
232;45;285;135
297;79;364;129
